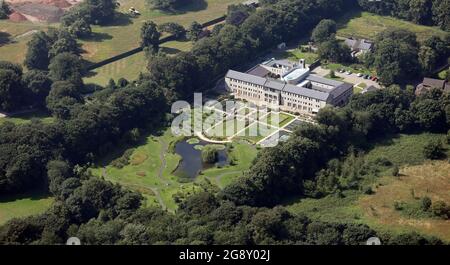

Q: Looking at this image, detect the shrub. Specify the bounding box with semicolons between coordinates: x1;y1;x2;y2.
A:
431;201;449;219
423;139;445;160
201;146;218;164
420;197;432;212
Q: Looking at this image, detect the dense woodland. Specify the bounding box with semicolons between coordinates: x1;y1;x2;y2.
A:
0;0;449;244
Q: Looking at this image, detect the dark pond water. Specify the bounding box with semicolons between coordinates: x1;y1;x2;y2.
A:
174;139;228;179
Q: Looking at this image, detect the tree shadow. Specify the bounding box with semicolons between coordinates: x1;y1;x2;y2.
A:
158;0;208;15
80;32;113;42
160;46;181;55
0;186;50;203
336;8;363;32
102;12;133;27
0;31;11;46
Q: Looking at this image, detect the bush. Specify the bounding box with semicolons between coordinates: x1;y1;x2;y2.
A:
431;201;449;219
420;197;432;212
111;148;135;169
201;146;218;164
423;139;445;159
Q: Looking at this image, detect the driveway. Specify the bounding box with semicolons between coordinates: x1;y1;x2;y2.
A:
312;66;381;89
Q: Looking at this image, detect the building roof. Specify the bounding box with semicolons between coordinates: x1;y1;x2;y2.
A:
362;85;378;94
262;58;294;69
306;74;343;87
344;38;373;52
329;83;353;99
246;65;271;77
265;80;285;91
283;84;330;101
422;78;446;89
226;70;266;86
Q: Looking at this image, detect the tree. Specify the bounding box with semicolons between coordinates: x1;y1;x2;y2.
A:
48;53;83;86
201;146;218;164
48;30;80;59
187;21;203;42
0;1;10;19
84;0;117;25
25;32;51;70
22;70;52;107
431;201;449;219
148;0;193;11
158;22;186;39
0;69;23;111
423;139;445;159
432;0;450;30
371;29;420;85
67;18;92;38
312;19;337;43
420;197;432;212
46;81;83;119
141;21;161;53
318;39;352;63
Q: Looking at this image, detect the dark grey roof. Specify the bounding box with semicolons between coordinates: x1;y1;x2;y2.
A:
264;80;285;91
246;65;270;77
306;74;343;87
226;70;266;86
283;84;330;101
329;83;353;99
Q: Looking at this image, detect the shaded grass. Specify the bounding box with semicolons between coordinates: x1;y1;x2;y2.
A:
0;110;54;125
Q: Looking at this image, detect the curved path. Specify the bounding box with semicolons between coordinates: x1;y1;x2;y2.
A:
157;139;170;185
195;132;232;144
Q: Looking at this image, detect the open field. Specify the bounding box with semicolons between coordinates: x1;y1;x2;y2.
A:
0;191;53;225
90;127;258;211
84;40;194;86
81;0;240;63
337;11;449;42
359;162;450;242
286;133;450;242
365;133;450;166
0;20;55;64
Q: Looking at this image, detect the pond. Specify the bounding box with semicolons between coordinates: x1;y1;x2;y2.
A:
174;139;228;179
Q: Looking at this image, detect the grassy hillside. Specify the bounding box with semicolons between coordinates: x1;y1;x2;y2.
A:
337;11;449;42
286;133;450;242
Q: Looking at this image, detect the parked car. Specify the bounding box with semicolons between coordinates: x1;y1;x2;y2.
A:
339;69;345;73
357;73;363;77
364;75;369;79
346;71;352;75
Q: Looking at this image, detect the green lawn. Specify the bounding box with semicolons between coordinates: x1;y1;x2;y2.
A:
337;11;449;42
81;0;241;63
0;110;54;125
276;49;319;65
0;191;53;225
0;20;52;64
90;127;258;211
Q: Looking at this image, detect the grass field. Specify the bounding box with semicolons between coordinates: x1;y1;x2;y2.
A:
0;110;54;125
337;11;449;42
84;40;194;86
81;0;240;63
90;127;257;211
0;20;55;64
0;191;53;225
365;133;450;166
286;133;450;242
359;161;450;242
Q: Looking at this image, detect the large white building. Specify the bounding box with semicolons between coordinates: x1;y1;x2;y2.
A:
225;58;353;115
